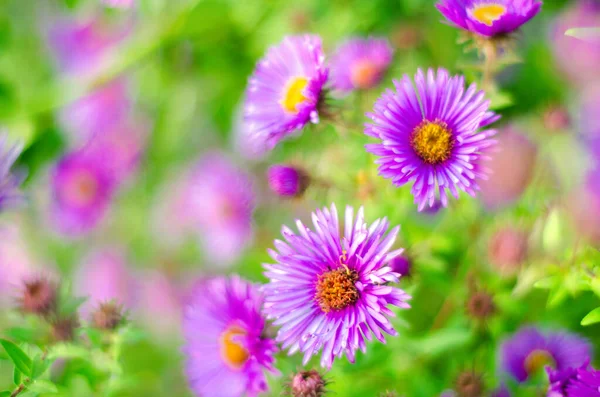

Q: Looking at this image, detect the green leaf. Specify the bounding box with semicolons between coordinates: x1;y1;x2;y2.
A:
27;380;58;394
0;339;32;376
4;328;39;343
59;296;88;317
0;391;11;397
31;355;51;379
14;365;22;385
581;307;600;326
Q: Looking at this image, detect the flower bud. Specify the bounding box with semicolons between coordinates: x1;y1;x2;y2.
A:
289;369;327;397
455;371;484;397
268;165;310;198
18;277;57;317
91;301;125;330
465;290;496;320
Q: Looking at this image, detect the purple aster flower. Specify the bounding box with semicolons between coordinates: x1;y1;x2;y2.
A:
330;37;394;92
50;150;116;236
267;164;310;198
74;247;136;316
552;1;600;86
389;255;412;278
262;204;411;368
436;0;542;38
183;276;277;397
136;271;183;338
0;135;25;212
547;364;600;397
187;153;255;265
365;68;499;210
243;35;328;152
500;326;591;383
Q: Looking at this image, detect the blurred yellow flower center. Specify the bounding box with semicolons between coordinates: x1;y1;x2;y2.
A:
351;60;379;89
315;267;359;313
220;326;249;369
524;349;555;375
471;4;506;26
281;77;309;113
411;120;454;165
66;171;98;206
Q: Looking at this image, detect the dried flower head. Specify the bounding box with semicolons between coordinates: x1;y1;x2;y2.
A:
455;371;484;397
465;290;496;320
51;316;80;342
91;301;125;330
18;277;57;317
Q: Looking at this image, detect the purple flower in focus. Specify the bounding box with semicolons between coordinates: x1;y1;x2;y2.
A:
267;164;310;198
365;68;499;210
552;1;600;86
50;150;116;236
263;204;411;368
243;35;328;152
436;0;542;38
187;153;255;265
74;247;136;316
183;276;277;397
500;326;591;383
0;135;25;212
330;37;394;92
547;364;600;397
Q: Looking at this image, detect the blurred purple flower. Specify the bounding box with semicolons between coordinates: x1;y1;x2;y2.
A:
0;135;25;212
581;85;600;162
492;383;511;397
49;18;127;76
183;276;277;397
267;164;310;198
568;168;600;245
479;127;537;210
552;1;600;86
83;116;148;179
436;0;541;37
365;68;499;211
102;0;135;8
74;247;136;316
330;37;394;92
135;271;183;338
187;153;255;265
50;150;116;236
0;224;37;306
243;35;328;152
59;80;131;146
500;326;591;383
262;204;411;368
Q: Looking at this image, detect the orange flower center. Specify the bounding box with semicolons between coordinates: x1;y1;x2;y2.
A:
471;4;506;26
65;171;99;206
411;120;454;165
315;267;359;313
524;349;555;375
280;77;309;113
219;326;249;370
350;60;380;89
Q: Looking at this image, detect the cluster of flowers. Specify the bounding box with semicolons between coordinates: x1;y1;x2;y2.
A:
47;17;147;236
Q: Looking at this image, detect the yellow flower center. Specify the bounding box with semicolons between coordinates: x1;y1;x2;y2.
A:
524;349;555;375
280;77;309;113
350;60;380;89
219;326;249;370
471;4;507;26
315;267;359;313
65;171;99;206
411;120;454;165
